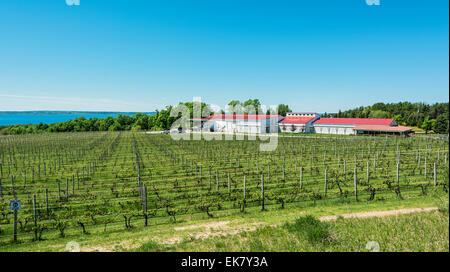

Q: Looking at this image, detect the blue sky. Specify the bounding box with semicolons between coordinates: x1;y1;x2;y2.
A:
0;0;448;112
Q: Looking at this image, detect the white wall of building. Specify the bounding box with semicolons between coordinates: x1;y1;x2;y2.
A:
312;125;355;135
280;124;306;133
211;118;279;134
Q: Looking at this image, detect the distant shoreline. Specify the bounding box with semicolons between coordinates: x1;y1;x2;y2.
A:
0;111;156;126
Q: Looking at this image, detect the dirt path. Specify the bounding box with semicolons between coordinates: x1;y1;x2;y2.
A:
166;221;261;245
174;221;231;231
319;207;438;221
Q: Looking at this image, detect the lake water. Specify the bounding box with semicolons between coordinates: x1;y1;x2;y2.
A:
0;112;155;126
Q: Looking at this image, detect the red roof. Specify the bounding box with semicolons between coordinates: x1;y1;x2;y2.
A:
205;114;282;120
280;116;315;124
354;125;412;132
314;118;394;126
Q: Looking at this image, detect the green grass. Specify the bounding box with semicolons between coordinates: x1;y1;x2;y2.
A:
134;210;449;252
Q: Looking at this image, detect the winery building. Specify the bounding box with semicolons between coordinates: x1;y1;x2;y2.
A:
201;114;283;134
312;117;412;135
192;113;412;136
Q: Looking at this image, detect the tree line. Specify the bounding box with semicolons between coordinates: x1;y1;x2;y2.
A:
328;102;448;134
1;101;447;135
227;99;292;116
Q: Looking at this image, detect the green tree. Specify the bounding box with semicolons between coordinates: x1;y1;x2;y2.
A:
369;110;390;119
434;114;449;134
276;104;291;116
227;100;241;108
421;117;434;134
242;99;262;114
182;102;213;118
99;117;115;131
108;120;123;131
393;114;406;125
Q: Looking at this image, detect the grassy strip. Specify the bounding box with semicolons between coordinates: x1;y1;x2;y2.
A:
135;209;449;252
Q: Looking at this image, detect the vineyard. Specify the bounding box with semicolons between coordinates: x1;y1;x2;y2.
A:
0;132;448;246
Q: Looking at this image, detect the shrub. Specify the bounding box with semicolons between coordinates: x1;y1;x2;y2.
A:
285;215;332;244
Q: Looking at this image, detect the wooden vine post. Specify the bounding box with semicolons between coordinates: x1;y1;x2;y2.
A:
10;198;21;242
366;161;370;184
354;167;358;201
58;182;61;200
72;175;75;196
33;194;37;241
424;156;427;179
143;184;148;226
11;176;15;197
300;167;303;189
228;173;231;194
243;176;246;211
433;162;437;187
45;188;49;214
66;178;69;200
216;169;219;193
209;167;211;192
261;174;265;211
